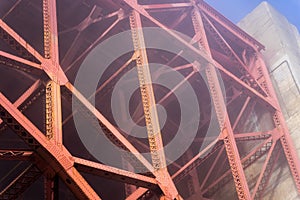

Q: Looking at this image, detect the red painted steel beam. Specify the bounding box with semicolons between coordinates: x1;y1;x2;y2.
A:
60;4;98;65
123;0;212;64
127;132;182;171
174;141;224;184
168;131;271;197
202;136;273;196
128;139;222;199
63;86;153;175
74;157;158;189
0;19;44;62
255;54;300;193
1;0;22;20
0;150;33;161
202;129;279;197
13;81;44;111
43;0;60;62
64;11;126;72
200;146;225;191
44;175;59;200
65;82;154;173
0;80;42;126
214;60;278;110
169;11;190;29
139;0;259;55
0;18;66;85
129;8;181;199
172;139;219;179
234;130;273;141
61;8;120;67
124;0;277;114
42;0;67;85
221;127;251;199
62;57;134;127
251;140;277;199
232;97;251;130
130;66;197;126
211;52;277;109
1;153;57;199
185;150;202;197
196;1;265;51
0;50;42;70
0;57;37;78
125;187;148;200
201;12;269;97
132;69;196;129
0;92;101;200
191;7;251;199
43;0;64;144
254;144;281;199
1;1;297;199
210;48;236;68
0;164;42;200
141;3;192;10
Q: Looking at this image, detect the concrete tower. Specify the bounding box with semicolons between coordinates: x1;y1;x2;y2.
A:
239;2;300;199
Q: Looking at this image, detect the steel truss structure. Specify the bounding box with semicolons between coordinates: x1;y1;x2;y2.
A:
0;0;299;199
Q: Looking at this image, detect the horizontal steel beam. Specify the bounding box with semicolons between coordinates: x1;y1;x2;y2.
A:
142;3;192;10
0;149;33;161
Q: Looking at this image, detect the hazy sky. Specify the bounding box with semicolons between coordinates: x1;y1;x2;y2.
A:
205;0;300;31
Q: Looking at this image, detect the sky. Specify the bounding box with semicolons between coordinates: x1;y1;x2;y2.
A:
205;0;300;31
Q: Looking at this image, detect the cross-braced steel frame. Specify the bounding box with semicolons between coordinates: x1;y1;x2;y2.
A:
0;0;300;199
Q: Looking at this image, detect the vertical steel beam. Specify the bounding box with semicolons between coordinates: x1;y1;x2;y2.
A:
129;9;181;199
43;0;59;61
255;54;300;193
45;81;62;145
43;0;63;145
191;7;251;199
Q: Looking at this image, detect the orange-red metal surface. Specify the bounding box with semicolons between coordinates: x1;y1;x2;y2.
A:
0;0;299;200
